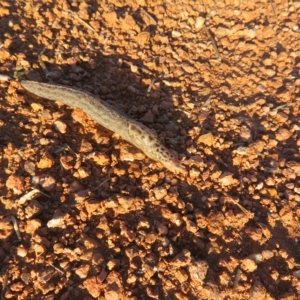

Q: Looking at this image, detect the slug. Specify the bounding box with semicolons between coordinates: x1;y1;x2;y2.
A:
20;80;187;174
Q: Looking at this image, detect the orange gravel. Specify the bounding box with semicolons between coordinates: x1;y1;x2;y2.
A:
0;0;300;299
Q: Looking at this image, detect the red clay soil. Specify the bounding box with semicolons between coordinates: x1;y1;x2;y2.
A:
0;0;300;299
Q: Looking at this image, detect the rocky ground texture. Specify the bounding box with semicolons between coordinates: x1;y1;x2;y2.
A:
0;0;300;299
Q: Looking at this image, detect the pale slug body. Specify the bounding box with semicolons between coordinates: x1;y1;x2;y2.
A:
20;81;187;174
